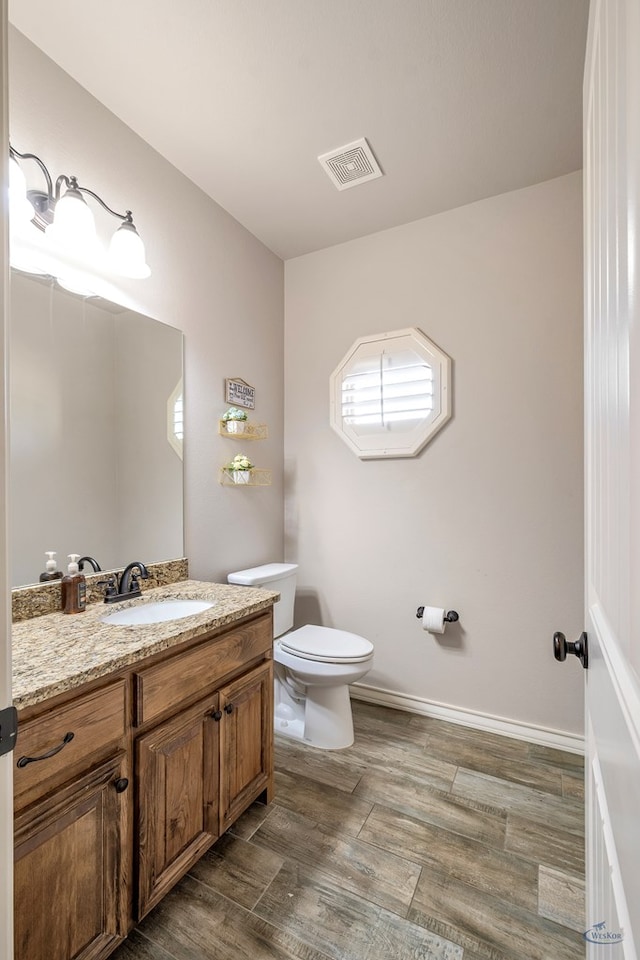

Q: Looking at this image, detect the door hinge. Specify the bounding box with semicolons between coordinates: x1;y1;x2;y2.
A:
0;706;18;757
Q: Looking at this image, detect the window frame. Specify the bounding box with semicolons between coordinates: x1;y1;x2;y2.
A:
329;327;451;459
167;378;184;460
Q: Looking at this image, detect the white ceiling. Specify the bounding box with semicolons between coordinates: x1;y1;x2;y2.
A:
8;0;589;260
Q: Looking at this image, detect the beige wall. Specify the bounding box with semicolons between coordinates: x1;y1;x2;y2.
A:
9;28;284;583
285;172;584;735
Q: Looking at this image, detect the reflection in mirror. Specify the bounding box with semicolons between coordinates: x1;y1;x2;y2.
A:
10;270;184;587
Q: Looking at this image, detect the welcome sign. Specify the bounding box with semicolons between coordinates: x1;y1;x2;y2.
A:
225;378;255;410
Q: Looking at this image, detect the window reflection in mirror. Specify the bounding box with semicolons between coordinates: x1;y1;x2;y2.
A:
10;270;184;587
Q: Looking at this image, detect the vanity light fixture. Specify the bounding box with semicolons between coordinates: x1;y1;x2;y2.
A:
8;143;151;285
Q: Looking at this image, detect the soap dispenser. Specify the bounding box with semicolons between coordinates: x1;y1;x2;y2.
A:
61;554;87;614
39;551;63;582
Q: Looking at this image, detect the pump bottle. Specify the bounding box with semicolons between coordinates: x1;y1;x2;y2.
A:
39;551;63;582
61;554;87;614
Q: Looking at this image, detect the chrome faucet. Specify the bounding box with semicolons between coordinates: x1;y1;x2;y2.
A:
100;561;150;603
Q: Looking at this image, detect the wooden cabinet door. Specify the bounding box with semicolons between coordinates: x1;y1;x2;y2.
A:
219;660;273;832
14;753;130;960
136;693;220;919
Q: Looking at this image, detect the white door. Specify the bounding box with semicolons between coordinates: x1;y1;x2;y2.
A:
582;0;640;956
0;0;15;957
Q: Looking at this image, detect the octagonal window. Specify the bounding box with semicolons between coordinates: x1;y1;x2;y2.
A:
329;327;451;459
167;378;184;460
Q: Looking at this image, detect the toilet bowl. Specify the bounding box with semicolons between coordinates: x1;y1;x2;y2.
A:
227;564;374;749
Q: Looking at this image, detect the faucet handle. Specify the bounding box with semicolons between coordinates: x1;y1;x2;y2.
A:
129;572;143;595
97;575;118;602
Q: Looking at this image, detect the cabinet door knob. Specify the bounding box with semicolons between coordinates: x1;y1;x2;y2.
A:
211;710;222;721
224;703;234;715
114;777;129;793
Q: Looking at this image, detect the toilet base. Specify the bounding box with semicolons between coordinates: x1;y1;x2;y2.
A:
275;679;355;750
274;715;305;742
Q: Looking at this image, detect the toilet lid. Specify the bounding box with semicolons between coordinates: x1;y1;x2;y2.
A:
279;625;374;663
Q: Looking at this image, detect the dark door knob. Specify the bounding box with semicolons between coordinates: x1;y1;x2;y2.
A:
211;710;222;721
114;777;129;793
553;631;588;669
224;703;234;715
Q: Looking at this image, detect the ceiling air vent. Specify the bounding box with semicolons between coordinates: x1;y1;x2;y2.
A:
318;138;383;191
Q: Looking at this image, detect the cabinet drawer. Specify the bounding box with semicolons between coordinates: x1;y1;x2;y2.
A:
135;615;272;726
14;679;127;810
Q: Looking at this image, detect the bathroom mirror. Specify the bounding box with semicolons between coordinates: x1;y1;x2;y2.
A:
10;270;184;587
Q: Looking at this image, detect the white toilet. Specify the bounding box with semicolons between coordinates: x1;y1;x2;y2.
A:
227;563;374;749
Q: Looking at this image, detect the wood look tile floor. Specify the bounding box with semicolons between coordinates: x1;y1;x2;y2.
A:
113;701;585;960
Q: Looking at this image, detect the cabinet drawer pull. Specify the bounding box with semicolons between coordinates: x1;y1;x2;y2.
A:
211;710;222;721
224;703;234;715
16;731;74;768
114;777;129;793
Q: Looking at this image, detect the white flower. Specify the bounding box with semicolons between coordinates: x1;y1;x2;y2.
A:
222;406;248;421
228;453;253;470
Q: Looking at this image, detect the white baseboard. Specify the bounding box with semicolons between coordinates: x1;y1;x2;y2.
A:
350;682;584;755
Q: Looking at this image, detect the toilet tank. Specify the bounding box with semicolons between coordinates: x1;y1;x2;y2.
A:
227;563;298;638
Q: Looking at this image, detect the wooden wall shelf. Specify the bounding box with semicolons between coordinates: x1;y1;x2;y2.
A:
219;421;268;441
219;468;272;487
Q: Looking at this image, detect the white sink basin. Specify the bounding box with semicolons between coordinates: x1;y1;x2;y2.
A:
102;599;215;626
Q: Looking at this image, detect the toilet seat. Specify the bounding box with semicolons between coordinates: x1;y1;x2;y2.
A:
279;625;374;664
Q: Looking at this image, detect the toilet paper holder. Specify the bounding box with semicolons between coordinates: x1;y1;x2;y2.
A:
416;607;459;623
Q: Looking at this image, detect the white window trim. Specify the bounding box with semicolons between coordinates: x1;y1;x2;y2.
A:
167;378;184;460
329;327;451;459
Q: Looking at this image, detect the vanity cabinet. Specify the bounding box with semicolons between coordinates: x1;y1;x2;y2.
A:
136;691;221;916
134;619;273;918
219;661;272;832
13;608;274;960
13;680;130;960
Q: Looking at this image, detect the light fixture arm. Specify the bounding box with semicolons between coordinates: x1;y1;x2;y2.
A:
10;143;137;227
58;177;134;225
10;144;54;201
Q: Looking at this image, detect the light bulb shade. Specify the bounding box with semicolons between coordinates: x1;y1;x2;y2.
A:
9;157;36;229
49;186;97;245
108;220;151;278
46;186;105;269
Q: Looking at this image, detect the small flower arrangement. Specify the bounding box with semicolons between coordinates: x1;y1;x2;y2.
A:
226;453;254;472
222;406;249;434
222;407;248;422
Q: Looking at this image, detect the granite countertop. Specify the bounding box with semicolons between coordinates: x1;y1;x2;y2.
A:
12;579;278;711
